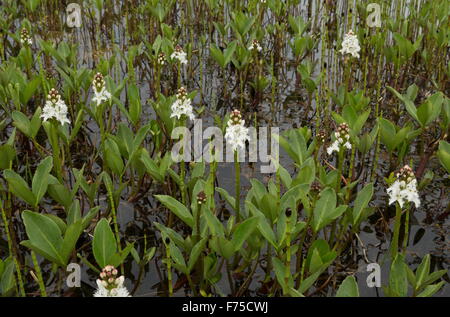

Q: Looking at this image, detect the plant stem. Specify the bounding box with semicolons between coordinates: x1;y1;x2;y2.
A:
402;208;410;254
391;203;402;258
1;204;25;296
31;251;47;297
234;151;241;222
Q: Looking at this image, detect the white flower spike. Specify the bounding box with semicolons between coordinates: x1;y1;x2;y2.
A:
339;30;360;58
170;87;195;121
91;73;111;106
41;88;70;126
20;28;32;45
225;109;250;152
94;265;131;297
326;122;351;155
387;165;420;208
248;39;262;52
171;45;187;65
158;52;166;65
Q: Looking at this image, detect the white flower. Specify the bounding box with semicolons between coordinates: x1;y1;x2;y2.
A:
387;181;404;208
387;166;420;208
171;98;195;120
248;40;262;52
20;28;32;45
20;38;32;45
339;30;360;58
92;87;111;106
91;73;111;106
94;266;131;297
170;87;195;120
171;45;187;64
404;179;420;207
326;140;340;155
157;53;166;65
41;88;70;126
327;123;351;155
225;110;250;152
94;276;130;297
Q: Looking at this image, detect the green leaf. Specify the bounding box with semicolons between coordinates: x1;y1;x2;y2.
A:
30;107;42;138
231;216;259;252
387;85;419;123
417;282;445;297
47;183;73;209
60;220;83;264
437;141;450;173
297;266;326;294
247;202;278;249
67;200;81;225
170;241;187;271
128;83;142;125
93;218;117;268
0;144;16;170
389;254;408;297
3;170;36;206
188;238;207;272
108;243;134;267
20;240;61;265
104;138;124;176
11;111;31;137
336;276;360;297
82;207;100;230
216;187;236;210
312;188;346;232
21;211;64;266
352;183;374;226
0;258;15;296
415;254;430;289
31;156;53;206
416;92;443;127
272;257;290;291
140;150;164;182
155;195;193;227
223;41;237;66
210;236;234;259
422;269;447;286
210;45;225;68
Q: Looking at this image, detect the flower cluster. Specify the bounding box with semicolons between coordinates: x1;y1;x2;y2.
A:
248;39;262;52
326;123;351;155
387;165;420;208
41;88;70;126
339;30;360;58
316;130;326;144
170;45;187;64
197;191;207;205
91;73;111;106
20;28;32;45
94;265;131;297
170;87;195;120
157;52;166;65
225;109;250;152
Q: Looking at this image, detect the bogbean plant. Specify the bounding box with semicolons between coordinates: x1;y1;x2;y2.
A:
0;0;448;297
